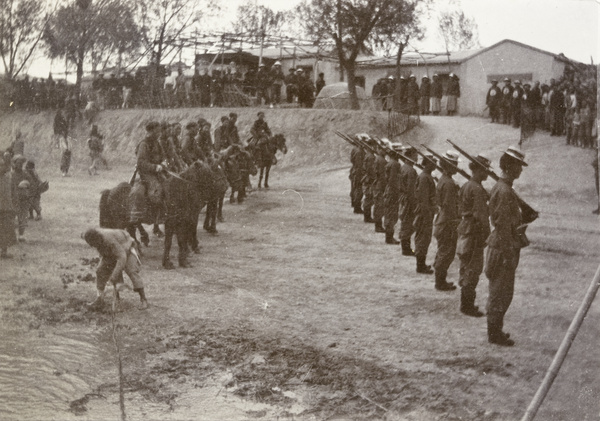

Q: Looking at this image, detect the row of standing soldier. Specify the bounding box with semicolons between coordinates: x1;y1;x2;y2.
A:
349;135;535;347
372;73;461;116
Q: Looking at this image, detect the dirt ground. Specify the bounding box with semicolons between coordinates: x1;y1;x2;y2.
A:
0;108;599;421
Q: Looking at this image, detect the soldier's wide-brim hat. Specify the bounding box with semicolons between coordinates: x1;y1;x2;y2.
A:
503;77;510;82
391;143;404;152
422;75;429;79
474;154;492;170
504;146;528;166
421;153;436;165
441;150;460;164
491;79;498;83
186;121;199;130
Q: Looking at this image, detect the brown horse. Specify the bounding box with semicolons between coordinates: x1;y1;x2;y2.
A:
99;161;216;269
248;134;287;189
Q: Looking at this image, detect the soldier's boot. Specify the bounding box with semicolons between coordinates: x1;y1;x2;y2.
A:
487;314;514;347
416;255;433;274
162;257;175;270
401;239;416;256
353;206;363;214
435;269;456;291
374;220;386;233
385;231;400;245
460;288;483;316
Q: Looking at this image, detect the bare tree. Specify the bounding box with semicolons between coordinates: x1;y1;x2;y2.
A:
0;0;51;80
43;0;141;91
437;9;480;52
297;0;428;109
134;0;218;70
232;1;289;41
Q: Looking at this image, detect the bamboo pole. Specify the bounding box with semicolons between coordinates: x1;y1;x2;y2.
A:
521;262;600;421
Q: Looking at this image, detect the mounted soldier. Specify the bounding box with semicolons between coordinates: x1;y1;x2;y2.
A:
129;121;165;231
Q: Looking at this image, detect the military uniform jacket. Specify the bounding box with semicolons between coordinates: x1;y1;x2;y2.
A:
430;80;443;99
447;79;460;97
136;136;164;179
420;80;431;98
373;154;387;194
486;178;522;251
181;133;204;165
384;159;402;198
501;84;513;106
415;171;436;215
457;178;490;245
435;174;459;226
486;86;502;106
361;151;376;185
350;146;365;180
251;119;272;140
511;86;523;108
399;163;417;204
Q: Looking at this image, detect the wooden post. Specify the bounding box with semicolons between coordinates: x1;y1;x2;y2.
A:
521;263;600;421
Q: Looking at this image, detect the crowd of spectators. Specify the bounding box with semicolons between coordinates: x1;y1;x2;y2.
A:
2;61;325;113
486;66;597;148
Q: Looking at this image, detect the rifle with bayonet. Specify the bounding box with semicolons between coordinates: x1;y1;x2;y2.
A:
334;131;377;155
446;139;539;223
420;144;472;181
369;135;424;171
404;141;447;176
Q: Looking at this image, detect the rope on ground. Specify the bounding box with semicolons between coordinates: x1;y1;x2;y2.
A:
111;290;127;421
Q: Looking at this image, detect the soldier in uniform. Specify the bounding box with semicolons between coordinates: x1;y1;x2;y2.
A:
196;120;214;157
383;144;403;245
349;141;365;214
228;112;241;145
433;151;460;290
372;142;388;233
419;76;431;115
398;147;419;255
457;154;491;317
446;73;460;116
486;79;502;123
214;116;230;152
285;68;297;103
485;146;529;346
180;121;204;165
250;111;272;158
430;74;443;116
500;78;513;125
511;80;523;128
129;122;165;228
414;154;437;274
406;74;420;115
360;136;376;223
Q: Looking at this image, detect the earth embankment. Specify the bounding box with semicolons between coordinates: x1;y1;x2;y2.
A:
0;107;390;171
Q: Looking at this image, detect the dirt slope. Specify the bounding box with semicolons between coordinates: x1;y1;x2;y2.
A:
0;108;389;171
0;109;599;421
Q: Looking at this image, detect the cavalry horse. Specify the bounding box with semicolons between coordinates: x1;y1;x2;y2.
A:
99;161;217;269
247;134;287;189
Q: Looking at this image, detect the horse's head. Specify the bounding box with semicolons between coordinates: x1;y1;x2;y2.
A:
272;134;287;154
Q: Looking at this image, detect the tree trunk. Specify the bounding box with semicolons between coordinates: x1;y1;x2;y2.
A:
346;62;359;110
76;44;85;96
393;40;408;112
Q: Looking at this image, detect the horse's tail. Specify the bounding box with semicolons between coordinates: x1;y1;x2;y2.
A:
99;189;111;227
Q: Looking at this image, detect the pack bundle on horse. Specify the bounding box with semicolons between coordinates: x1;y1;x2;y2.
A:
247;133;287;189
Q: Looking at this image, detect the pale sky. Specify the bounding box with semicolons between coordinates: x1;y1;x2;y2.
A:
26;0;599;79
